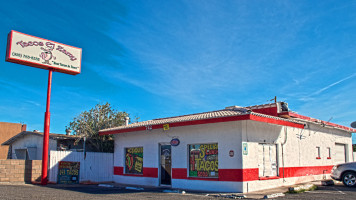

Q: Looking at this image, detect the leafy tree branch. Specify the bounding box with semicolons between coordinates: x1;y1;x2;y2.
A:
67;102;137;152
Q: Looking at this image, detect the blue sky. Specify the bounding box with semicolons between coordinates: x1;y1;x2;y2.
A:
0;0;355;142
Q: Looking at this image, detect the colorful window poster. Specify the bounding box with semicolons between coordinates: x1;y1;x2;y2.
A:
58;161;80;184
189;143;218;178
125;147;143;174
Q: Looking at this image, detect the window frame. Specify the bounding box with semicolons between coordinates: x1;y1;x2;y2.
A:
316;146;321;159
327;147;331;159
187;143;219;178
124;146;144;175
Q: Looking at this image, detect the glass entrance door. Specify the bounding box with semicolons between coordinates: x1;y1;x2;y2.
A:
160;145;171;185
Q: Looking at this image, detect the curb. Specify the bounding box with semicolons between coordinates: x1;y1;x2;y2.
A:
264;183;318;198
206;194;247;199
263;193;285;199
288;183;317;193
289;183;314;192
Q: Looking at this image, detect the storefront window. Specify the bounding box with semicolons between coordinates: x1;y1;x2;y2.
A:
189;143;218;178
125;147;143;174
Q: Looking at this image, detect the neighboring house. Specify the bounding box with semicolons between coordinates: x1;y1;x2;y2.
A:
1;131;87;160
99;102;355;193
0;122;27;159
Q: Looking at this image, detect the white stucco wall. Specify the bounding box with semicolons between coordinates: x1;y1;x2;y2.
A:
281;123;352;167
113;119;353;193
114;121;243;192
11;134;57;160
241;120;353;192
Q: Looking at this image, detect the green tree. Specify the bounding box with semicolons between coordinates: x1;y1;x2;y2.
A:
67;102;134;152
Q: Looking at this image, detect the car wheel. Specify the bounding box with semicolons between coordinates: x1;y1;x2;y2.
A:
342;172;356;187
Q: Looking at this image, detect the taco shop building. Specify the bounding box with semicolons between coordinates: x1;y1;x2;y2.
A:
99;102;354;192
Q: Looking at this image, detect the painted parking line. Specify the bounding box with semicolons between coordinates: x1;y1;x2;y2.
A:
332;187;346;195
305;191;339;194
305;187;346;195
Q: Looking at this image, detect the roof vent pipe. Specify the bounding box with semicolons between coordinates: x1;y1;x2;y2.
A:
125;117;130;126
65;128;72;136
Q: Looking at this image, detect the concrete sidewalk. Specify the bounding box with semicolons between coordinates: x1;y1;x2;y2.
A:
202;185;291;199
208;180;326;199
97;180;324;199
242;185;291;199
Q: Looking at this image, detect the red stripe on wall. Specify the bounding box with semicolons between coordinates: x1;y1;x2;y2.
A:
241;168;259;181
114;166;123;175
172;166;332;182
172;168;187;179
114;165;333;181
280;165;333;178
218;169;243;181
172;168;259;182
113;166;158;178
171;168;218;181
143;167;159;178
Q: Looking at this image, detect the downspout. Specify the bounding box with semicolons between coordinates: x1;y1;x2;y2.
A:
281;126;288;182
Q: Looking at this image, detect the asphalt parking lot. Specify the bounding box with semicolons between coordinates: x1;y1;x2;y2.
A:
0;182;355;200
0;184;214;200
279;182;356;200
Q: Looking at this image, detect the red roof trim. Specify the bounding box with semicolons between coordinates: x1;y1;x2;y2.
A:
250;114;305;129
100;126;147;135
100;114;250;135
251;107;278;116
281;112;356;132
100;114;304;135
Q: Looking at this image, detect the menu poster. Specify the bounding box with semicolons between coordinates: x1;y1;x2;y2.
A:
58;161;80;184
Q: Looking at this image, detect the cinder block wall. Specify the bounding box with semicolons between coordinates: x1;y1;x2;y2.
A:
0;160;42;183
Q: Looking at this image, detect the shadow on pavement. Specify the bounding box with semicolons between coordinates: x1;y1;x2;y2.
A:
41;184;175;195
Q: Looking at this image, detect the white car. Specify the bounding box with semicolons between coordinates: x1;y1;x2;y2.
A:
331;162;356;187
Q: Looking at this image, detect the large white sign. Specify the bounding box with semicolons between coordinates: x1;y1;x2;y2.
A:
6;30;82;75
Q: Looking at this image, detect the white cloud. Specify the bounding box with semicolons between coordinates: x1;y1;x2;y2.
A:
310;72;356;96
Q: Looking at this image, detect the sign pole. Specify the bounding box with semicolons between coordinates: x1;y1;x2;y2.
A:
41;69;53;185
6;31;82;185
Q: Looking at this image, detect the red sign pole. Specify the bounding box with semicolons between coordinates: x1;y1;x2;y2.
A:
6;31;82;185
41;69;53;185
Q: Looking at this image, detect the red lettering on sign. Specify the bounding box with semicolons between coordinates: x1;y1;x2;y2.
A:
197;171;208;177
